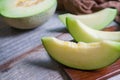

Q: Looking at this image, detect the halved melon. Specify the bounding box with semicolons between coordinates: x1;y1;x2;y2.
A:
42;37;120;70
0;0;57;29
67;17;120;42
59;8;117;30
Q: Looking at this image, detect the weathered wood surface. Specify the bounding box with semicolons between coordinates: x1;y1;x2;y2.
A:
0;12;120;80
0;45;71;80
0;14;66;65
64;59;120;80
0;14;72;80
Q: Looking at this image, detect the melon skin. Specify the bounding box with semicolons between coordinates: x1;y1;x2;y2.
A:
2;3;57;29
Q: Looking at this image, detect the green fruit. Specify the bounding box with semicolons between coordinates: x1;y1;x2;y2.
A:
42;37;120;70
0;0;57;29
59;8;117;30
66;17;120;42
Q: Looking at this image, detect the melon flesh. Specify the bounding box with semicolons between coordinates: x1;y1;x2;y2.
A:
66;17;120;42
2;5;56;29
42;37;120;70
0;0;57;18
0;0;57;29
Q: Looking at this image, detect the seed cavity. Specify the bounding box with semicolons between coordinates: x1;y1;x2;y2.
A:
16;0;44;7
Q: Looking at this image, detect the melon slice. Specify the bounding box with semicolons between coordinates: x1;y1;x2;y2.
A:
42;37;120;70
66;17;120;42
59;8;117;30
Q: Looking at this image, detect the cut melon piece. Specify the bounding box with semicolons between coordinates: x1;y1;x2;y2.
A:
0;0;57;29
66;17;120;42
59;8;117;30
42;37;120;70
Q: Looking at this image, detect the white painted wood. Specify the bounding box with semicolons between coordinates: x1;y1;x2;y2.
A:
0;48;69;80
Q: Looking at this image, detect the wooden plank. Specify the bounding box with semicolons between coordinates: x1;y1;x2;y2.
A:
64;59;120;80
0;31;72;80
0;32;73;71
0;13;72;80
0;45;67;80
0;14;66;66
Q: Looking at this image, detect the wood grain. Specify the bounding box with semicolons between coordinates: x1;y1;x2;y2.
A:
0;14;67;70
64;59;120;80
0;32;72;80
0;45;66;80
0;14;72;80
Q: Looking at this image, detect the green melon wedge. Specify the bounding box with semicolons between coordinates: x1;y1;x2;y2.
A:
59;8;117;30
66;17;120;42
42;37;120;70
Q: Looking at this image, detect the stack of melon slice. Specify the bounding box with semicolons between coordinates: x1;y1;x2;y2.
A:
42;8;120;70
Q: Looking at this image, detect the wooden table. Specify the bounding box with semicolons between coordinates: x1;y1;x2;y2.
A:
0;13;72;80
0;13;120;80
